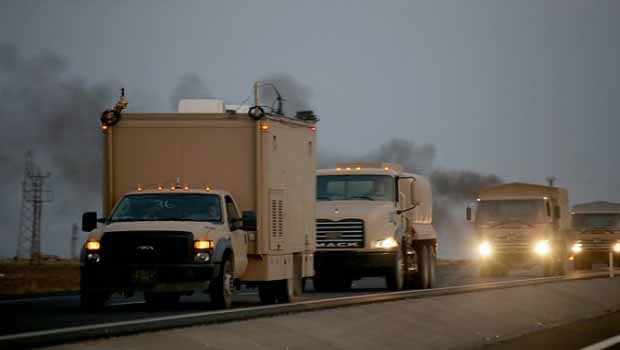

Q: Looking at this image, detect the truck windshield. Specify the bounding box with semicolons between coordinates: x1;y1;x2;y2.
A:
109;194;222;223
476;199;546;225
573;214;620;230
317;175;395;202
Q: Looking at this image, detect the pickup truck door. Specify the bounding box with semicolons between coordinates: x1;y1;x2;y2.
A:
225;195;248;276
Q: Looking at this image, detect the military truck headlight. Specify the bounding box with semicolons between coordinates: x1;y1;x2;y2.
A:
534;240;551;256
571;243;583;254
373;237;399;249
478;241;492;257
613;243;620;253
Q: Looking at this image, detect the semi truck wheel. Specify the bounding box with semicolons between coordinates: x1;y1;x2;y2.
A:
210;256;234;308
413;244;431;289
427;244;436;288
386;248;405;291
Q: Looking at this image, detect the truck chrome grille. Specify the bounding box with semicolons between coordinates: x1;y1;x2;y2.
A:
579;238;615;252
100;231;193;264
316;219;364;249
490;235;530;252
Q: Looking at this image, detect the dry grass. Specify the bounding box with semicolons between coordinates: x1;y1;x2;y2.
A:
0;259;80;296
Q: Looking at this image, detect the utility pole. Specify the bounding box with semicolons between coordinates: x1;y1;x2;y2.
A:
16;150;52;263
70;223;79;259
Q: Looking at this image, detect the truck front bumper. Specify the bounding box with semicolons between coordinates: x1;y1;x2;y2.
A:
314;251;396;279
80;263;216;293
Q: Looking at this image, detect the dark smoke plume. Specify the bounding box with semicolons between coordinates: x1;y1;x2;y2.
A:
169;73;211;110
0;43;117;257
317;138;502;259
258;73;313;117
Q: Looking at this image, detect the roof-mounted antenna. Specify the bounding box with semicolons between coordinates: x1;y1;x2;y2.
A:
546;176;557;187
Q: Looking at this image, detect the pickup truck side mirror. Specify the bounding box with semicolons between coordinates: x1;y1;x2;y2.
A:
230;219;243;231
82;212;98;232
242;211;257;231
466;207;472;221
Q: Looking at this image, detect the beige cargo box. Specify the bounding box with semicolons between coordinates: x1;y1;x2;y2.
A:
102;113;316;281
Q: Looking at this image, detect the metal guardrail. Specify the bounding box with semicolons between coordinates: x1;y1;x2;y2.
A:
0;271;612;350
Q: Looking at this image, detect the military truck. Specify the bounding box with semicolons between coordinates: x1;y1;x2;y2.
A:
80;97;316;309
467;183;570;277
569;201;620;270
314;162;437;291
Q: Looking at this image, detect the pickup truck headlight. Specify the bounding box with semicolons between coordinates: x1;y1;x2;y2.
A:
478;241;492;257
571;243;583;254
194;240;214;250
85;240;100;251
373;237;399;249
534;240;551;256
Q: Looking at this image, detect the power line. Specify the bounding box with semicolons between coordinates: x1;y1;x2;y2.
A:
16;150;52;263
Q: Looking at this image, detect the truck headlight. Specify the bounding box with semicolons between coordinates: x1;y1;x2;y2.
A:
194;240;214;250
194;252;211;262
613;243;620;253
571;243;583;254
373;237;399;249
534;240;551;256
478;241;492;257
85;240;101;251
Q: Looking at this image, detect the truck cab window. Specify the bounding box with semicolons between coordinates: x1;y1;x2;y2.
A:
225;196;240;221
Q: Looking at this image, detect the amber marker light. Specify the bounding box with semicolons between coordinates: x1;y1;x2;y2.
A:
86;241;101;251
194;240;214;250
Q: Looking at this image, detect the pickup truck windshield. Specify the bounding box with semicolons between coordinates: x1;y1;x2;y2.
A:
109;194;222;223
573;213;620;230
476;199;546;225
317;175;395;202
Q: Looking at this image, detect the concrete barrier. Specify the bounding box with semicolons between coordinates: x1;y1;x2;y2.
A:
42;277;620;350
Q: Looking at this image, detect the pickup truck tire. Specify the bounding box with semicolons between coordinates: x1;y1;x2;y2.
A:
386;248;405;291
210;256;234;309
258;281;277;304
144;292;181;307
275;278;295;303
80;291;108;311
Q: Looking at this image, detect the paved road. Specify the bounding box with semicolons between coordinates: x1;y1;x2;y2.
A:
0;263;606;337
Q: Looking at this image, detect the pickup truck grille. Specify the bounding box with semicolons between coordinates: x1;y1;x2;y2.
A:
316;219;364;249
100;231;193;264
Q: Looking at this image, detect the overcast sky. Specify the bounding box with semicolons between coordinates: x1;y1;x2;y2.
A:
0;0;618;257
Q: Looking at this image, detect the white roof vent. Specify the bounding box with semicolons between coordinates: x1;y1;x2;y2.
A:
178;99;225;113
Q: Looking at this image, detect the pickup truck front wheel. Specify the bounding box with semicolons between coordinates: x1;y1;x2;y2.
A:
211;256;234;309
80;291;108;311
